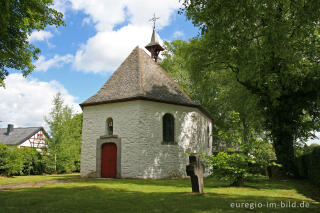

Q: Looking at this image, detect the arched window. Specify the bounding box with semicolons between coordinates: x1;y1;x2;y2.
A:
106;118;113;135
163;113;174;144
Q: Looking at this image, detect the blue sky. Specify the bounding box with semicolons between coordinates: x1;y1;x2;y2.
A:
1;0;318;145
0;0;198;128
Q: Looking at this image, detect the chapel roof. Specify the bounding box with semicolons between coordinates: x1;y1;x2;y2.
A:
0;126;46;146
81;47;197;106
80;47;212;120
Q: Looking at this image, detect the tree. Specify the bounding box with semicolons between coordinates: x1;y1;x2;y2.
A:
160;40;265;151
0;0;64;86
181;0;320;174
56;113;82;172
44;93;82;173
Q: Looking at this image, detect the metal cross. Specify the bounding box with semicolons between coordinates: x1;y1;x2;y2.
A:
149;13;160;29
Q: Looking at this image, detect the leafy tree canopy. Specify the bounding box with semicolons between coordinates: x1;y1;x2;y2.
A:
160;40;265;151
44;93;82;173
0;0;64;86
181;0;320;174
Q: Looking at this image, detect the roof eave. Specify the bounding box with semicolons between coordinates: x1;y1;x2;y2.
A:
80;96;213;121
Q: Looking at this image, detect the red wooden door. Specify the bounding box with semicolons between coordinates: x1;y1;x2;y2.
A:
101;143;117;178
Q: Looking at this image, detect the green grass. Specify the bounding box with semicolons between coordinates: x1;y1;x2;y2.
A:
0;174;319;213
0;173;79;185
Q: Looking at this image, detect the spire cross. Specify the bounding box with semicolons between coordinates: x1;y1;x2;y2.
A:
149;13;160;29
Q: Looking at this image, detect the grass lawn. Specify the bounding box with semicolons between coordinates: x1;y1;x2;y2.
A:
0;174;319;213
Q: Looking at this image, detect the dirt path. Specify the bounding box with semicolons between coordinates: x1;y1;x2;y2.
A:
0;180;69;191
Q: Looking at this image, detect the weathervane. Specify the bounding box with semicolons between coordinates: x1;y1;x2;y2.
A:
149;13;160;29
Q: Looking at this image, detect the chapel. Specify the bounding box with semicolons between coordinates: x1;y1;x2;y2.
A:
80;26;213;178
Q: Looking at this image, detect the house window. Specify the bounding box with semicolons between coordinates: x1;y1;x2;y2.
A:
107;118;113;135
163;113;174;144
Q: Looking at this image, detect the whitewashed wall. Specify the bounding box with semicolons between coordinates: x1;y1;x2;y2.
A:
81;101;140;177
80;100;212;178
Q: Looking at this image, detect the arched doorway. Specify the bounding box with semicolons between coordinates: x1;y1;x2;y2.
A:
101;143;117;178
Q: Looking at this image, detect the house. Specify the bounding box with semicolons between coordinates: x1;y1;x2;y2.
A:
0;124;47;151
80;27;213;179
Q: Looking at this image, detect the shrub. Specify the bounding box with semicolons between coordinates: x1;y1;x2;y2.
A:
18;148;44;175
308;146;320;185
1;148;24;176
0;144;46;176
202;152;250;186
202;140;279;186
0;143;10;174
248;140;277;170
296;146;320;186
295;154;309;178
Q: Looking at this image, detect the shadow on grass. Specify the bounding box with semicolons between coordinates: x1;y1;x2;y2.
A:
0;185;319;213
244;176;320;203
76;176;320;204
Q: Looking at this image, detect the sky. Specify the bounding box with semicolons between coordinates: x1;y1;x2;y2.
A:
0;0;198;129
0;0;318;145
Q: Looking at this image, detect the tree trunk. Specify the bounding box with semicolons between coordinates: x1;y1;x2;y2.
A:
241;116;250;153
54;153;57;174
231;175;244;186
272;127;297;176
54;144;57;174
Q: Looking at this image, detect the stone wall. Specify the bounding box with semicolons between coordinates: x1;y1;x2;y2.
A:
80;100;212;178
80;101;139;177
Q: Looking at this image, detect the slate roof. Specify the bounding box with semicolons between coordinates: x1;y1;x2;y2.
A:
0;127;45;146
80;47;212;120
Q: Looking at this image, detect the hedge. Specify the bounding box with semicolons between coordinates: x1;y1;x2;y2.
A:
0;144;44;176
296;146;320;186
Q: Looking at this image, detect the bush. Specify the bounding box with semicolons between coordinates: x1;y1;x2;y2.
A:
18;148;44;175
0;146;24;176
248;140;277;170
0;143;10;174
308;146;320;185
202;152;250;186
202;140;280;186
0;144;45;176
295;154;309;178
296;146;320;186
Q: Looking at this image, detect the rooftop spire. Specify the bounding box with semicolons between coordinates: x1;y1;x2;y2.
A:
149;13;159;30
145;13;164;62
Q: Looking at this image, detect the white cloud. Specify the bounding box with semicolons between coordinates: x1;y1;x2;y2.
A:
69;0;127;31
67;0;180;73
52;0;71;14
73;25;152;73
35;54;73;72
0;74;81;129
125;0;180;29
173;30;184;39
45;0;181;73
28;30;53;42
